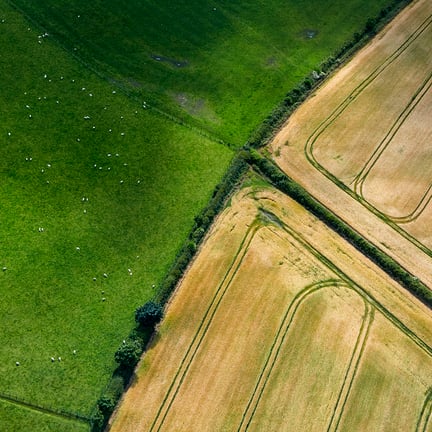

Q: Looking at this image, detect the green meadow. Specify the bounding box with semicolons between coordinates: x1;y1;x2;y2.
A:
12;0;393;145
0;1;231;429
1;0;398;430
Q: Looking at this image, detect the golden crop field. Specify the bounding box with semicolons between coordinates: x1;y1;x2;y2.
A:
271;0;432;283
110;186;432;431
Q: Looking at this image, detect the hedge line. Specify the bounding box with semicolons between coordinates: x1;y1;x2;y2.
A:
246;0;413;149
155;155;249;304
244;149;432;307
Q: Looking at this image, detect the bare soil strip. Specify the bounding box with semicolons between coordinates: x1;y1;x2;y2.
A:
110;187;432;432
271;0;432;276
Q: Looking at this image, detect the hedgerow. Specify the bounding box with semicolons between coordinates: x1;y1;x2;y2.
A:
246;0;413;150
245;149;432;308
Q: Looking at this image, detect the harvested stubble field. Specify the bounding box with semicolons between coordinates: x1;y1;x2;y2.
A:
110;186;432;432
271;0;432;280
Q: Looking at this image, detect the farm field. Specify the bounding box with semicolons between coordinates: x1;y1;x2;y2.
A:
10;0;396;145
271;0;432;283
0;0;232;429
110;185;432;432
0;0;425;430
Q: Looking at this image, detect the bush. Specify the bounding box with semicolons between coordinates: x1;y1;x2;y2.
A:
97;395;115;417
114;338;142;370
91;408;105;432
135;301;163;327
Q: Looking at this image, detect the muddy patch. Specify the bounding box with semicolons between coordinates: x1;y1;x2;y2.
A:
300;29;318;39
151;54;189;68
173;93;219;123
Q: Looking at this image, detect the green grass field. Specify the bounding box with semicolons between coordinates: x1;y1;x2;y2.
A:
0;1;232;429
10;0;394;145
0;401;89;432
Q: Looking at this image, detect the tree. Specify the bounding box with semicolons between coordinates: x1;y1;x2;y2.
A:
135;301;163;327
97;395;115;417
114;339;142;370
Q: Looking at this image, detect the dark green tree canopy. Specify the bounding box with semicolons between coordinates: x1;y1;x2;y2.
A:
135;301;163;327
114;339;142;370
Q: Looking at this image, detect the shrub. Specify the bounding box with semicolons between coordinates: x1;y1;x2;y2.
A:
114;338;143;370
135;301;163;328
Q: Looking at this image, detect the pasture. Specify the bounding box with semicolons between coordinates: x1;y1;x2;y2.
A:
110;186;432;431
271;0;432;283
0;0;231;429
11;0;395;145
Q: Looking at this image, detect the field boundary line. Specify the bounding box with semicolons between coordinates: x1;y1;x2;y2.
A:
302;9;432;255
149;221;261;432
416;387;432;432
327;302;375;432
237;279;352;432
0;391;91;425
